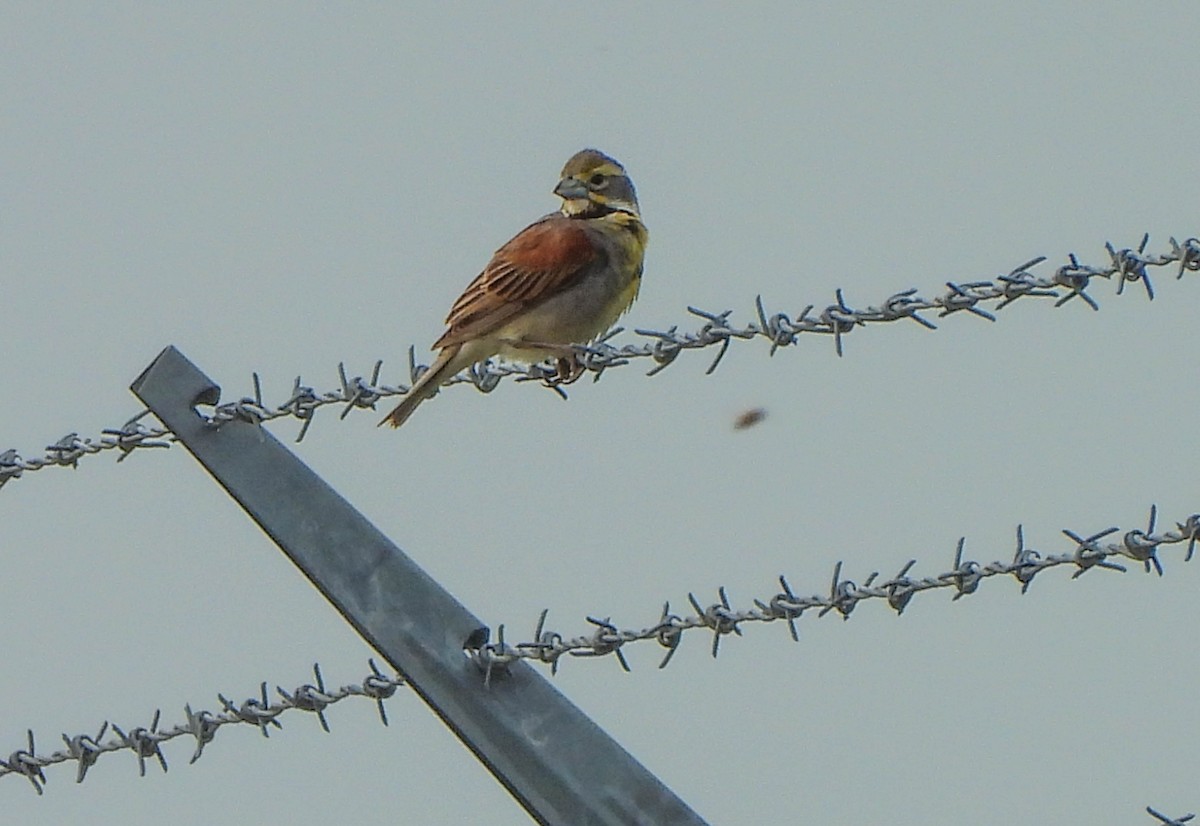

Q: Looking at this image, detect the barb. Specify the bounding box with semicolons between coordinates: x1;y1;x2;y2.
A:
3;234;1197;489
470;505;1199;672
0;661;402;794
1147;808;1196;826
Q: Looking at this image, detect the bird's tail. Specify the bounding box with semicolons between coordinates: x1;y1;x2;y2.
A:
378;345;463;429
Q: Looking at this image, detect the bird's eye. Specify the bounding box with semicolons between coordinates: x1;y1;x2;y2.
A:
589;173;606;187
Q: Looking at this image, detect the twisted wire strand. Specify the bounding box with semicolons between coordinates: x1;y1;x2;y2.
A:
469;505;1198;673
4;506;1195;803
0;661;402;793
2;234;1197;490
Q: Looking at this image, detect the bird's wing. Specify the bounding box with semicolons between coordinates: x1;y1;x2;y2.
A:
433;214;600;349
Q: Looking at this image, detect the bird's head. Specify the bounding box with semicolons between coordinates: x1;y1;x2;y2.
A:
554;149;640;219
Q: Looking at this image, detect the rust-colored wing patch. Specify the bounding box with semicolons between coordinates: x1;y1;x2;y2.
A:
434;215;599;348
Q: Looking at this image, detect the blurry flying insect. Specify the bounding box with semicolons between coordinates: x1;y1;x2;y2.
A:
733;407;767;430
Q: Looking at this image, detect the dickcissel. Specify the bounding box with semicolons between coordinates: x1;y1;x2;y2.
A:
379;149;648;428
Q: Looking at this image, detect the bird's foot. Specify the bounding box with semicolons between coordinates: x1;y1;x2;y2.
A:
542;354;586;387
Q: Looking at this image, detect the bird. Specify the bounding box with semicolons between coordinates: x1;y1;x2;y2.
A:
379;149;648;429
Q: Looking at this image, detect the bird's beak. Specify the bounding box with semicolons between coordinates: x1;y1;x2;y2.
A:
553;177;589;201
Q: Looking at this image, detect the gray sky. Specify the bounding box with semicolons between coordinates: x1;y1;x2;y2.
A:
3;4;1198;824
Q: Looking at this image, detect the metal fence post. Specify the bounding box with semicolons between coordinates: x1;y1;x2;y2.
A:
131;346;708;826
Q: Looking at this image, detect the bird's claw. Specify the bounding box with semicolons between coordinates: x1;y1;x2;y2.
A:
542;355;586;387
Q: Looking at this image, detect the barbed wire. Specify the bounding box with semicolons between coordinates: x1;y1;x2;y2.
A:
3;504;1196;823
5;236;1197;820
468;504;1198;673
0;661;402;794
2;234;1197;491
